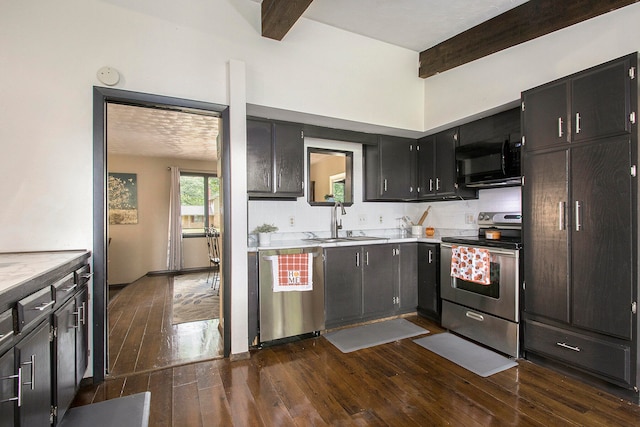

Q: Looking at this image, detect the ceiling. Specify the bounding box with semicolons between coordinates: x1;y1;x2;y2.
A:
278;0;530;52
108;1;530;161
107;103;220;161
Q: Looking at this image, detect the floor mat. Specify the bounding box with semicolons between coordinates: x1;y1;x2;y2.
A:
324;318;429;353
172;272;219;324
413;332;517;377
60;392;150;427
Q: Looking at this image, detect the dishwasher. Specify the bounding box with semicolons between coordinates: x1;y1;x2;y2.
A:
258;246;325;343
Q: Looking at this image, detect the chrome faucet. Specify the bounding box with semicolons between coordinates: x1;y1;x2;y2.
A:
331;201;347;238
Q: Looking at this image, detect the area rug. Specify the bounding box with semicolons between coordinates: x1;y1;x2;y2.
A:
59;391;150;427
324;318;429;353
172;272;219;324
413;332;518;377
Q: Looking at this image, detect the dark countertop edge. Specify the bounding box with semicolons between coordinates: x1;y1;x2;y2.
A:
0;250;91;314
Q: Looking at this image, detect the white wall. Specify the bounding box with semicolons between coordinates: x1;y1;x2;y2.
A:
107;155;215;284
422;3;640;132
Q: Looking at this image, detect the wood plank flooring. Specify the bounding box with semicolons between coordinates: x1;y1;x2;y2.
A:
107;273;223;377
74;315;640;426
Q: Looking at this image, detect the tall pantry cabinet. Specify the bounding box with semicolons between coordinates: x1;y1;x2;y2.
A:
521;53;638;401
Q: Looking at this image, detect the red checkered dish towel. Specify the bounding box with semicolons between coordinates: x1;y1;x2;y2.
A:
272;253;313;292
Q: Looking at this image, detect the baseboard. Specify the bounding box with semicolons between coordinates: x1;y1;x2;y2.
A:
229;351;251;362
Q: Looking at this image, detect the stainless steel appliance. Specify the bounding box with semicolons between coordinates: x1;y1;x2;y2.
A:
440;212;522;357
456;138;522;188
259;246;325;343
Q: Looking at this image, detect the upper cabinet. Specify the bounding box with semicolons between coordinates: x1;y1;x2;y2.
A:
364;130;477;202
522;53;636;151
247;119;304;198
364;135;417;201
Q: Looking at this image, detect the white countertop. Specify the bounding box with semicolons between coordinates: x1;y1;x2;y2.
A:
248;228;476;251
0;251;89;295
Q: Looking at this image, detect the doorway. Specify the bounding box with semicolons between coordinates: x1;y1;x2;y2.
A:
93;87;231;382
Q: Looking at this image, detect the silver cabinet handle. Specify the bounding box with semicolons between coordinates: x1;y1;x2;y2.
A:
558;201;565;230
21;355;35;390
81;302;87;326
365;251;369;266
558;117;563;137
436;178;441;191
383;179;388;192
277;172;282;188
575;112;581;134
465;311;484;322
428;249;433;264
0;367;22;406
575;200;582;231
32;301;54;311
62;284;77;293
0;330;13;346
429;179;433;192
557;342;581;352
81;273;93;279
355;251;360;267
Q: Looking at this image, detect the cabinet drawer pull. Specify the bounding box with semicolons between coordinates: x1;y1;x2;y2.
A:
383;179;388;192
62;284;77;293
428;249;433;264
575;200;582;231
0;331;13;345
355;252;360;267
81;272;94;279
436;178;441;191
465;311;484;322
556;342;581;352
429;179;433;192
32;300;54;311
575;112;581;134
0;367;22;406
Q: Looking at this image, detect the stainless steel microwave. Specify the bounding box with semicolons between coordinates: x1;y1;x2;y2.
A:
455;139;522;188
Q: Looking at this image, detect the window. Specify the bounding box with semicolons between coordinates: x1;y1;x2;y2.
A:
180;172;219;236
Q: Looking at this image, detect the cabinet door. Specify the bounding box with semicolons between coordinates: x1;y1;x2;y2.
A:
522;81;569;150
378;136;416;200
571;138;633;339
397;243;418;313
523;150;569;322
416;136;435;199
54;297;77;424
247;120;274;194
434;129;457;196
0;350;15;427
273;122;304;196
75;287;89;385
571;56;634;142
324;246;362;326
417;243;440;321
16;321;52;427
362;245;394;317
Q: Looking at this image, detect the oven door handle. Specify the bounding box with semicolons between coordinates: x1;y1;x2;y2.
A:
440;242;518;256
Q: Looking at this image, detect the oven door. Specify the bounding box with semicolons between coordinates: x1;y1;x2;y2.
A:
440;243;519;322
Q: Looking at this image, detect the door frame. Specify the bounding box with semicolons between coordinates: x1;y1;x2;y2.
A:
92;86;232;382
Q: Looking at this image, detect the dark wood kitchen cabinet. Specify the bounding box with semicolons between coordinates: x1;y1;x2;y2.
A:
522;53;638;401
417;129;477;200
364;135;417;201
393;243;417;314
417;243;440;322
0;251;91;427
362;244;395;318
324;245;364;328
247;118;304;198
522;53;635;151
15;320;52;427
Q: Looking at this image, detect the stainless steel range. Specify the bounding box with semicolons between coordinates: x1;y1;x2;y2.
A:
440;212;522;358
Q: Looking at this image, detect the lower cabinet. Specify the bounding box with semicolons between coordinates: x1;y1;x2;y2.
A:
325;243;419;329
0;347;16;427
15;320;53;427
417;243;440;322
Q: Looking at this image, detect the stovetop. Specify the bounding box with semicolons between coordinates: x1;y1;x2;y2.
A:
440;235;522;250
441;211;522;250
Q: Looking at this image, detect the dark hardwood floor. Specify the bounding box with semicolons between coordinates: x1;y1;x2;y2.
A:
74;314;640;426
107;273;223;377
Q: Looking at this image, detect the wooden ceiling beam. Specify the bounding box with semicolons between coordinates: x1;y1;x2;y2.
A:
419;0;639;78
262;0;314;41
